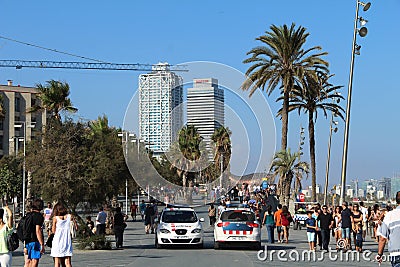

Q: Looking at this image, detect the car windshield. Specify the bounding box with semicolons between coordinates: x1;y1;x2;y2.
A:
220;210;255;222
295;204;308;214
162;210;198;223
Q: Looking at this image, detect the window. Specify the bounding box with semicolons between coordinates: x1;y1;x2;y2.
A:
15;97;21;112
161;211;198;223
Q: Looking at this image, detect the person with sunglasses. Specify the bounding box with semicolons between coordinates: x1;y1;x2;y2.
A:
317;205;334;252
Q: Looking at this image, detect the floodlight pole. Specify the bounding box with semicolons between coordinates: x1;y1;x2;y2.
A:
340;1;360;205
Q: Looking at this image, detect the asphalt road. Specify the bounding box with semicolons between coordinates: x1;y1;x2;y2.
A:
10;206;385;267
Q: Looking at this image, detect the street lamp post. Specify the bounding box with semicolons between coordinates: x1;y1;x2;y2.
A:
118;131;135;215
323;116;338;205
340;1;371;205
14;121;35;217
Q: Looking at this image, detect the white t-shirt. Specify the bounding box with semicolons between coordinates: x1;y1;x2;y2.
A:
44;207;52;221
360;206;368;222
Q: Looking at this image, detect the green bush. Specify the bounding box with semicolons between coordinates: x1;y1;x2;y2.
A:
77;235;112;250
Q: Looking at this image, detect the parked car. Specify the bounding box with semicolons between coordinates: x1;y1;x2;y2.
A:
214;207;261;250
155;207;204;248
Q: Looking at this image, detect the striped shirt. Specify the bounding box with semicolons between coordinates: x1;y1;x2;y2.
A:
379;206;400;256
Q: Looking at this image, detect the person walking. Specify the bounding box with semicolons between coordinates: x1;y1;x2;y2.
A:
208;204;216;226
43;202;53;237
50;202;73;267
305;211;317;251
144;204;154;234
130;202;137;222
369;204;381;242
352;204;363;247
274;204;283;243
377;191;400;267
262;205;275;244
95;207;107;236
359;201;368;240
312;207;322;250
317;205;334;251
113;207;127;249
280;205;291;244
24;199;45;267
0;205;13;267
139;200;146;222
340;201;353;251
333;206;342;250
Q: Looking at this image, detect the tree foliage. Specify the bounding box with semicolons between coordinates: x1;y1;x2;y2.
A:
0;156;22;202
25;118;133;211
29;79;78;121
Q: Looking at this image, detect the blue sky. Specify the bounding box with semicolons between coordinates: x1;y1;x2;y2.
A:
1;1;399;188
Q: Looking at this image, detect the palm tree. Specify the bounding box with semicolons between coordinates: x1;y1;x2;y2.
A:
241;23;328;151
270;149;309;206
89;115;110;136
286;72;344;202
170;125;204;202
211;126;232;188
29;79;77;121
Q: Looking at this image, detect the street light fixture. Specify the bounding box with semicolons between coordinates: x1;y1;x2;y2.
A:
340;1;371;205
323;115;339;205
118;131;136;215
14;121;36;216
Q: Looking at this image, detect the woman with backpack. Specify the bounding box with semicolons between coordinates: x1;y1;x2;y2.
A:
0;205;13;267
281;205;292;244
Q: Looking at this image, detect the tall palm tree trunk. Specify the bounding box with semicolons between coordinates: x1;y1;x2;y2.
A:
308;112;317;202
281;90;290;151
285;173;293;206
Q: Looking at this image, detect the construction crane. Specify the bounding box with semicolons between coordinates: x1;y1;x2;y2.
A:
0;59;188;72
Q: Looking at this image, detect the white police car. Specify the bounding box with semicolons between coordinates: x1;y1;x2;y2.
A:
214;207;261;250
155;207;204;249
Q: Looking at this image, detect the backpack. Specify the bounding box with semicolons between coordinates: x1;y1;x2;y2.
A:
17;212;34;242
7;232;20;251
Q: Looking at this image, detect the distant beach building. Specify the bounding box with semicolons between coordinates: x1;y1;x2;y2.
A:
187;78;224;160
139;63;183;156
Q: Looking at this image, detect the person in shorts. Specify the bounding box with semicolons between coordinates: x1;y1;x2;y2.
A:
340;201;353;249
306;211;317;251
24;199;45;267
274;204;283;243
354;223;363;252
43;202;53;236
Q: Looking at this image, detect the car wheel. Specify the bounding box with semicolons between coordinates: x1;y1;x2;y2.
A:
214;241;220;250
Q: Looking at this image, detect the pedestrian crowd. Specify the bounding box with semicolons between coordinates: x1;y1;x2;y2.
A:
215;183;400;267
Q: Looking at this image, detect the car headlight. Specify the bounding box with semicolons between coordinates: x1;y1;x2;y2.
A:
160;229;170;234
191;228;202;234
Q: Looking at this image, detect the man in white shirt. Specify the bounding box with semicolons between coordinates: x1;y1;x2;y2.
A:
96;206;107;235
43;202;53;236
377;191;400;267
359;201;368;240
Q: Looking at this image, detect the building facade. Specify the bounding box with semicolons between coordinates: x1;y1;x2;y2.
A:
0;80;46;157
187;78;224;160
139;63;183;155
391;175;400;198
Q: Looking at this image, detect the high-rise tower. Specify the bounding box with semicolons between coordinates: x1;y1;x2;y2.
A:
139;63;183;156
187;78;224;159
